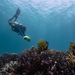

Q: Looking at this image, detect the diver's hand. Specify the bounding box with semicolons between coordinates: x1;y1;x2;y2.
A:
23;36;30;42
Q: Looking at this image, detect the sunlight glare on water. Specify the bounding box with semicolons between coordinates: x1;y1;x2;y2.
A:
8;0;75;18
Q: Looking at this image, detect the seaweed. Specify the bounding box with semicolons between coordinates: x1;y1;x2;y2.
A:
67;53;75;69
0;41;75;75
37;39;49;53
69;42;75;50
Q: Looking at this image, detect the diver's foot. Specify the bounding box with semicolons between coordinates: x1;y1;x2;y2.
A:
14;8;20;18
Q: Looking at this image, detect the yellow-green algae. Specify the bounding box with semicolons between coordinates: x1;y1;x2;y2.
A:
37;39;48;52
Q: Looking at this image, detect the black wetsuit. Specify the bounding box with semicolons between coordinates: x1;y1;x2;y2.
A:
8;8;26;37
8;21;26;36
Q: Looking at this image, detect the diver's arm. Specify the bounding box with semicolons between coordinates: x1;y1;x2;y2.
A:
17;27;24;37
17;27;30;42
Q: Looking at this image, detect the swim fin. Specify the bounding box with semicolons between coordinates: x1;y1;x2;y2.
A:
14;8;20;18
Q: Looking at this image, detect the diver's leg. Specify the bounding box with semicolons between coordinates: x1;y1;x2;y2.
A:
8;16;15;22
14;16;17;22
14;8;20;22
8;8;20;22
14;8;20;17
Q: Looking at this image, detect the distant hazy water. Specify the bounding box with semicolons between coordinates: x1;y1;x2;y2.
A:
0;0;75;54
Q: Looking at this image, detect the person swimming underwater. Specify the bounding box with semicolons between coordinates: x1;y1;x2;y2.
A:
8;8;30;42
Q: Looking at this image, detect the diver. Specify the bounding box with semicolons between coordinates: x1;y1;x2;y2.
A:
8;8;30;42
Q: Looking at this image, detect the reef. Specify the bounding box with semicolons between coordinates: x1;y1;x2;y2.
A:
0;40;75;75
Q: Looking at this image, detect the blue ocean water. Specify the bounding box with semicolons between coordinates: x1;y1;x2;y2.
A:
0;0;75;54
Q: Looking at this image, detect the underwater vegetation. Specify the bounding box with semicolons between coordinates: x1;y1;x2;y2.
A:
66;42;75;72
69;42;75;50
37;39;49;53
0;40;75;75
68;53;75;68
